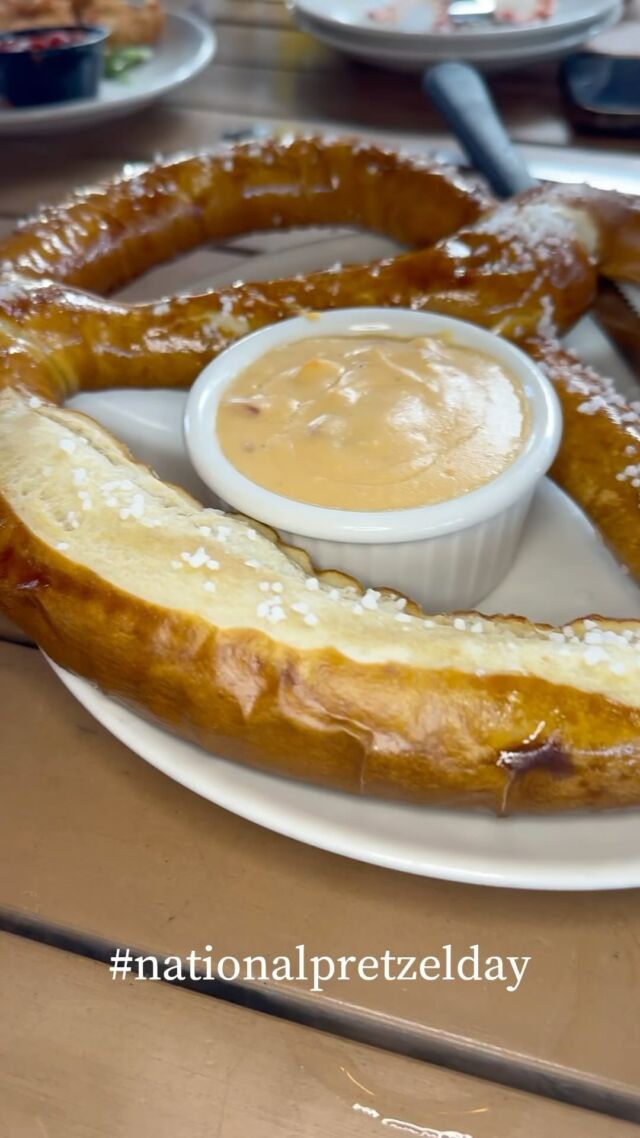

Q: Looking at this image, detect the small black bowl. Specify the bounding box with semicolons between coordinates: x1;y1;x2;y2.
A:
0;25;109;108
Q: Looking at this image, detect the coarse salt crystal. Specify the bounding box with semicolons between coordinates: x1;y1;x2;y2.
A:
188;547;209;569
130;494;145;519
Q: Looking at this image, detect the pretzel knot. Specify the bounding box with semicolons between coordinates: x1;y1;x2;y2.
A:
0;136;639;813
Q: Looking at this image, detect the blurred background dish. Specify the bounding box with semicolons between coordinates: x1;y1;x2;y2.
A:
290;0;623;69
293;0;611;38
0;24;108;107
0;10;215;134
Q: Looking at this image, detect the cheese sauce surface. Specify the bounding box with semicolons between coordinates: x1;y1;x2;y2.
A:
217;334;531;511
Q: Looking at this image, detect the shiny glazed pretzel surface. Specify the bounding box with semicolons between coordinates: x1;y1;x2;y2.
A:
0;135;639;814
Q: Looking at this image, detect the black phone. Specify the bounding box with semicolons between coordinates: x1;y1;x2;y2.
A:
561;53;640;135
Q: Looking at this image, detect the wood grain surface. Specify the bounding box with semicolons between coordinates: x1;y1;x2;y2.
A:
3;933;638;1138
1;643;638;1116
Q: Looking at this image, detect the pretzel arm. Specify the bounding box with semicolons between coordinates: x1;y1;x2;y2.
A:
0;196;597;400
526;337;640;581
0;138;490;294
0;381;639;815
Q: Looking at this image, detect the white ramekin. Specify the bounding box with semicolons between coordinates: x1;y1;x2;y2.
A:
184;308;562;612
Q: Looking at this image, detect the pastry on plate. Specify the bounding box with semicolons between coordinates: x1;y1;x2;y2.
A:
0;0;75;32
73;0;164;45
0;137;638;814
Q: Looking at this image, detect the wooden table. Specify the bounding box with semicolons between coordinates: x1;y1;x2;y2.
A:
1;2;640;1133
5;931;639;1138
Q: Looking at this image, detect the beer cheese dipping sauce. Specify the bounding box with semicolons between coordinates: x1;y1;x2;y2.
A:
185;308;561;612
216;333;532;511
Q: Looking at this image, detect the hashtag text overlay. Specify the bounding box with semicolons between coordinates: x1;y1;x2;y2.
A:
109;944;530;993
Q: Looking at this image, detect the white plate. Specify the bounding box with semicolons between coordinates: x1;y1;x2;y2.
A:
52;230;640;891
293;3;621;68
294;0;618;41
0;12;215;137
48;473;640;893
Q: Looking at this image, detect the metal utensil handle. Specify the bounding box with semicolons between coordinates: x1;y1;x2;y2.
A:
424;61;537;198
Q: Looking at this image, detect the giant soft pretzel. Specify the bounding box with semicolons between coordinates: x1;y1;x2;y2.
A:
1;135;640;814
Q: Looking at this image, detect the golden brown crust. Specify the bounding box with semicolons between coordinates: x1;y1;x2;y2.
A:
526;338;640;583
1;491;639;815
0;139;491;293
0;135;638;814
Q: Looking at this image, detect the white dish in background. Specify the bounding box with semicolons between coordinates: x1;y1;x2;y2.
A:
294;0;618;41
291;0;621;70
294;10;620;70
0;12;215;137
56;230;640;891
